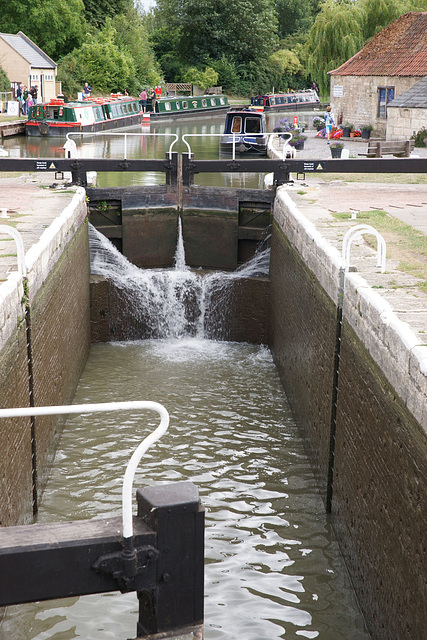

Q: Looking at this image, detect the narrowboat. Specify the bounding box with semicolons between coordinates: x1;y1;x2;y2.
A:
149;94;229;120
219;107;268;156
250;89;319;111
26;95;143;136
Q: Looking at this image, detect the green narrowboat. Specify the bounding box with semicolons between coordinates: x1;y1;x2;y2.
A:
149;95;229;119
26;95;143;136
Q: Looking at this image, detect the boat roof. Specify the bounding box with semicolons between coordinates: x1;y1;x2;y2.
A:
40;96;138;107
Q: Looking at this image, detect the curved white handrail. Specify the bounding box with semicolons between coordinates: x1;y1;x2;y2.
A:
180;132;279;161
0;225;26;277
0;401;169;540
342;224;386;273
65;131;179;160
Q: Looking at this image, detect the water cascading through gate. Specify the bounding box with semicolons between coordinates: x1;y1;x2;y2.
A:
89;221;270;340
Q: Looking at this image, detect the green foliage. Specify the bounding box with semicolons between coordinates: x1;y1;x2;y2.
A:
57;24;137;97
110;9;162;89
306;0;365;94
0;0;87;60
359;0;411;39
411;127;427;147
83;0;134;28
183;66;219;92
275;0;317;38
0;66;10;92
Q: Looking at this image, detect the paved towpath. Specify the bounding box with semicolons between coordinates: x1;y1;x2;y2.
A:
270;130;427;341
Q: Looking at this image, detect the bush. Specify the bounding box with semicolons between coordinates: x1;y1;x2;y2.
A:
0;66;10;92
411;127;427;148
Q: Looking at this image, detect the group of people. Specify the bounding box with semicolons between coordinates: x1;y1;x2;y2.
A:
16;84;38;115
139;86;162;112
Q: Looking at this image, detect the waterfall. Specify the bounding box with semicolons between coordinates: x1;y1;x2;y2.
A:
89;221;270;340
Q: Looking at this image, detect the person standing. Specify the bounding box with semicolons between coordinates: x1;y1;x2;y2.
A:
83;82;91;99
30;86;38;105
150;88;156;112
22;86;29;115
324;105;335;144
139;88;147;112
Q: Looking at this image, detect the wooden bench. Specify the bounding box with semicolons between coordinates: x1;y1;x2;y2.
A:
359;139;415;158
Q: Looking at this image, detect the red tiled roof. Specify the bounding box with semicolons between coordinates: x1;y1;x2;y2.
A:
330;12;427;76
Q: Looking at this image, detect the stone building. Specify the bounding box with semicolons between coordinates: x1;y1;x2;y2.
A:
0;31;58;102
328;12;427;137
387;75;427;140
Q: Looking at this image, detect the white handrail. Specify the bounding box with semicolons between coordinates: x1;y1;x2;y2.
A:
0;401;169;541
0;225;26;277
342;224;386;273
65;131;179;160
180;132;278;160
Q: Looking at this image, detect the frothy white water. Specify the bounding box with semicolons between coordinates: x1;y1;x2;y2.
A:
89;222;270;340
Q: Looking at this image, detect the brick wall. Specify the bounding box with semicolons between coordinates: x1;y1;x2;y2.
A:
0;192;90;525
0;328;33;526
30;223;91;493
271;188;427;640
333;321;427;640
269;223;337;497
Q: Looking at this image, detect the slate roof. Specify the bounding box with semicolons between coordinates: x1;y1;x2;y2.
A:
388;75;427;108
0;31;56;69
330;12;427;77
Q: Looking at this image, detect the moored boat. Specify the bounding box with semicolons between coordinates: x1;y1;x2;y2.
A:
26;94;143;136
219;107;268;156
250;89;319;111
149;94;229;119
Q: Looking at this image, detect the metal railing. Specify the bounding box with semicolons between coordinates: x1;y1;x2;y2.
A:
0;401;169;543
65;131;179;160
0;224;26;276
342;224;387;273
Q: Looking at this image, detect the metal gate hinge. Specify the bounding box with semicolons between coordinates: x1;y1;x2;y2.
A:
93;544;158;593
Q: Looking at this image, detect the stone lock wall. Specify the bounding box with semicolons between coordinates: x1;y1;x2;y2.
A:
270;189;427;640
0;190;90;526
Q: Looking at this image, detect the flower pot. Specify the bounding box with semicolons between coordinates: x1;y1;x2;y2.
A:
349;132;356;138
330;147;342;158
361;129;371;139
342;127;351;138
294;140;305;150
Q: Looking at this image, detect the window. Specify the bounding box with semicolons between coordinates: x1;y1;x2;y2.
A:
378;87;395;118
165;102;171;111
202;99;207;107
231;116;242;133
219;97;225;105
245;117;261;134
176;101;180;109
210;98;216;106
182;101;188;109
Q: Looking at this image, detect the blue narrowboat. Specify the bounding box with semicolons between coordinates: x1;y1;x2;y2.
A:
251;89;319;111
26;94;143;136
219;108;268;156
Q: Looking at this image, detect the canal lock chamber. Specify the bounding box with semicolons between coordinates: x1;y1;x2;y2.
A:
1;182;425;640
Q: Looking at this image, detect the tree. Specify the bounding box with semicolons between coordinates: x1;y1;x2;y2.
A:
266;48;302;90
0;0;87;61
83;0;134;28
359;0;412;40
184;66;219;92
110;8;162;89
275;0;317;39
58;24;137;97
306;0;365;95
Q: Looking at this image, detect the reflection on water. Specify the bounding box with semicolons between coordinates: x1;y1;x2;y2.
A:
2;109;320;189
1;341;370;640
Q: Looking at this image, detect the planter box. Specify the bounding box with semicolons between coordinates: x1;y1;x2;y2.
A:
330;147;343;158
361;130;371;139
